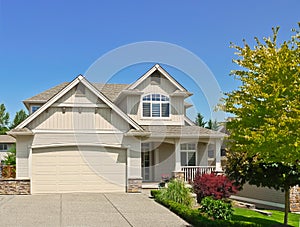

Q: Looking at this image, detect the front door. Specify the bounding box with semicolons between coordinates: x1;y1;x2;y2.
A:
141;143;152;181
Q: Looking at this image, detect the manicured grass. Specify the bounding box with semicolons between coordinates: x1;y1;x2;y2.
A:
151;190;300;226
233;207;300;227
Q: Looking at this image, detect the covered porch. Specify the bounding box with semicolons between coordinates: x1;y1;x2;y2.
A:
140;126;224;183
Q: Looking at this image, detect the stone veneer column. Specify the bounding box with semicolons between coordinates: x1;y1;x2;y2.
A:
0;179;30;195
127;178;142;193
172;171;185;181
290;185;300;212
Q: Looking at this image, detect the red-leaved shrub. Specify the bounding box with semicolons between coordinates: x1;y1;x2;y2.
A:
193;173;238;202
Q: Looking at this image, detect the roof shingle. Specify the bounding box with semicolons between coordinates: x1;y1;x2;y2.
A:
24;82;129;104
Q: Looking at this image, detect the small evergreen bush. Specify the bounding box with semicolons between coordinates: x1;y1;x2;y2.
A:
3;145;16;165
193;173;238;202
159;179;193;207
200;196;233;220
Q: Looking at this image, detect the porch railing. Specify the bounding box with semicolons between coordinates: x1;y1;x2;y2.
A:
181;166;216;182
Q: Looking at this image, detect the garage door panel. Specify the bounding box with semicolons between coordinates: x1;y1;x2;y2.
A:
33;184;58;193
32;146;126;194
34;156;57;164
33;166;57;174
33;174;58;181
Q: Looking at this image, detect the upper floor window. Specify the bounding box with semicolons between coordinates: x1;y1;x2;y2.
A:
31;106;40;114
142;94;170;118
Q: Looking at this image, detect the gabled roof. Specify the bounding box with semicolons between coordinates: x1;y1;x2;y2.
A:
128;64;188;92
24;82;129;106
15;75;143;131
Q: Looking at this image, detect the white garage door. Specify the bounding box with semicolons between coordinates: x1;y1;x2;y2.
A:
32;146;126;194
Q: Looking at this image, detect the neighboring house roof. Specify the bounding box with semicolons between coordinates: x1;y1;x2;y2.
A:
12;76;143;133
127;125;226;138
0;135;16;143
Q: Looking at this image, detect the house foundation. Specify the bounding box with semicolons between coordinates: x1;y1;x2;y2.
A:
0;179;30;195
127;178;142;193
172;171;185;181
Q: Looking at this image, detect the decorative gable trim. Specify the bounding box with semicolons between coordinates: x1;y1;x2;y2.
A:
14;75;143;131
128;64;188;92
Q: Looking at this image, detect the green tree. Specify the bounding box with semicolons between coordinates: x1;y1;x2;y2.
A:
206;119;219;131
195;113;207;127
221;25;300;225
10;109;28;129
0;104;10;135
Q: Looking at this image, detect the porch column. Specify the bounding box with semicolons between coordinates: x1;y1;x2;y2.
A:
174;139;181;171
173;139;184;180
214;139;222;172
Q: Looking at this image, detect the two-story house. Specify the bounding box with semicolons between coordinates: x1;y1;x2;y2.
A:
8;64;225;194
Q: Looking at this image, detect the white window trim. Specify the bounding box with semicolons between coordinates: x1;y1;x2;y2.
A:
180;143;197;167
141;93;171;119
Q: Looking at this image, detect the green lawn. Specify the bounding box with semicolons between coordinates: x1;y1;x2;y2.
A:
233;207;300;227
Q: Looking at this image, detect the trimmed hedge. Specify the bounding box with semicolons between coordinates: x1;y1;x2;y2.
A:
151;190;257;227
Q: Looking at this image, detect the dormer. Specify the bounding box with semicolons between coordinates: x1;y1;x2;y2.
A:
116;64;193;126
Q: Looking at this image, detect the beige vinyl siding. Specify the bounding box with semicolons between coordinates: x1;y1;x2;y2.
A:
31;146;126;194
28;107;117;130
154;143;175;181
127;96;139;115
32;133;124;148
171;96;184;115
16;136;33;179
136;76;177;94
237;183;285;207
123;137;141;179
27;84;131;131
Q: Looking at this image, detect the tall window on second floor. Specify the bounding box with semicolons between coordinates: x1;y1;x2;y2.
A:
142;94;170;118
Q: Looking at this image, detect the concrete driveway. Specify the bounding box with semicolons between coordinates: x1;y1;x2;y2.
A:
0;193;190;227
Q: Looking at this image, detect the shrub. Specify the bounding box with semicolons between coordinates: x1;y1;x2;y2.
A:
200;196;233;220
159;179;193;207
152;190;256;226
193;173;238;202
3;145;16;165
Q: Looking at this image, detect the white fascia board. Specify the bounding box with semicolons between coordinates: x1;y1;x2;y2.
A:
156;65;187;92
15;76;83;129
128;65;157;90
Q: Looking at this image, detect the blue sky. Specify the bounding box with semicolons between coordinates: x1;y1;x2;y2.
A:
0;1;299;122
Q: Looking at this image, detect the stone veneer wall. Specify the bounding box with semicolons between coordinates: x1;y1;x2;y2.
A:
290;185;300;213
127;178;142;193
0;179;30;195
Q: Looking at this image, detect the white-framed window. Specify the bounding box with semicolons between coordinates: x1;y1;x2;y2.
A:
180;143;196;166
142;94;170;118
31;106;40;114
0;144;8;151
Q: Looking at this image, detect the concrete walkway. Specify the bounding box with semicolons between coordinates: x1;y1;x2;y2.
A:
0;193;190;227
